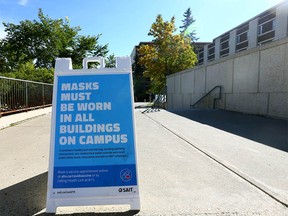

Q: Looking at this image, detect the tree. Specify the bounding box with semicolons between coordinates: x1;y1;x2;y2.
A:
105;54;116;68
0;61;54;83
132;44;151;102
68;34;109;69
0;9;109;80
180;8;199;43
138;15;197;93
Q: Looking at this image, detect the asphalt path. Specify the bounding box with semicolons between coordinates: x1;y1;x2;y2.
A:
172;109;288;152
0;108;287;215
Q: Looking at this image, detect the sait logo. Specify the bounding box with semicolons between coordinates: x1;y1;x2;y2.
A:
118;187;133;193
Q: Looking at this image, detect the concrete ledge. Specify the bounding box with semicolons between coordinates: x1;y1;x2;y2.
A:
0;107;52;130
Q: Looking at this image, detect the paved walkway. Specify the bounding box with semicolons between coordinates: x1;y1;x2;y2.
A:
144;110;288;206
0;106;287;215
172;109;288;152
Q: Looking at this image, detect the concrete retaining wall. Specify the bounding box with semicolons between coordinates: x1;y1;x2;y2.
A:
167;38;288;119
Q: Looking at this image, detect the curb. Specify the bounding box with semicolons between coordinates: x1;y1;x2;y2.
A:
0;107;52;130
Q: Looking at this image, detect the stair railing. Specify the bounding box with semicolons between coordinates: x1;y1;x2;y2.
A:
142;85;167;113
190;86;222;109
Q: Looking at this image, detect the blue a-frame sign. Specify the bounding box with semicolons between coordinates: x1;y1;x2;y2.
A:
46;57;140;213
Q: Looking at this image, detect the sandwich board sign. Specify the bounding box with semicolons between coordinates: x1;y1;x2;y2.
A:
46;57;140;213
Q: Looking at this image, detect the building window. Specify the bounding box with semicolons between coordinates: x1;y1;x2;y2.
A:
236;23;249;52
220;33;229;57
257;10;276;45
258;19;275;35
197;48;204;65
236;33;248;43
208;43;215;62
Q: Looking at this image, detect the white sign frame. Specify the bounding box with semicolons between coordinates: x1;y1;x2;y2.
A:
46;57;140;213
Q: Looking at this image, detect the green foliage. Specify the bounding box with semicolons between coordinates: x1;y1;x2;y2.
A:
68;35;109;68
0;8;109;82
132;48;151;101
105;54;116;68
180;8;199;43
138;15;197;93
0;61;54;83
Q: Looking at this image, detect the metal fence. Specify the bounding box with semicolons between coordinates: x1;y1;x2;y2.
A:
0;76;53;117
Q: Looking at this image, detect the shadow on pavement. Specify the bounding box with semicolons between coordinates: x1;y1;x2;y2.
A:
1;172;140;216
39;210;140;216
0;172;48;216
173;109;288;152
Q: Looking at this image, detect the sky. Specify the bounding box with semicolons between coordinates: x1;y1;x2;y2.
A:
0;0;285;57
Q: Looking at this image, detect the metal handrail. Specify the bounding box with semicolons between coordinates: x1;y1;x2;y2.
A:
142;85;167;113
0;76;52;85
0;76;53;117
191;86;222;109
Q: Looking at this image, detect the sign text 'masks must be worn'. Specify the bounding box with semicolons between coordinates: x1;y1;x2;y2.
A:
58;81;127;145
